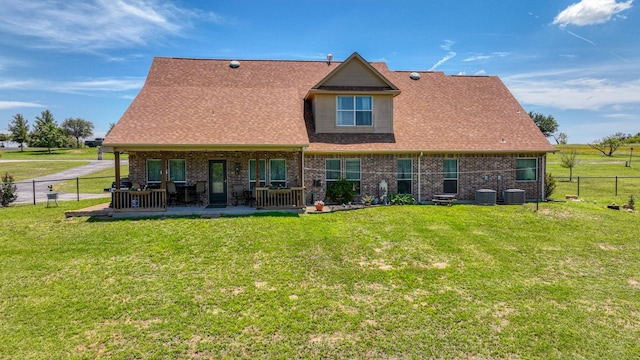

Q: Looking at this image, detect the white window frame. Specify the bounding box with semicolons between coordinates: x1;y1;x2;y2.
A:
269;159;287;187
397;159;413;194
249;159;266;190
443;158;458;194
147;159;162;184
345;158;361;195
336;96;373;127
516;158;538;182
168;159;187;183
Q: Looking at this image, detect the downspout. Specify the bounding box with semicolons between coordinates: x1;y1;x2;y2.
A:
418;151;424;203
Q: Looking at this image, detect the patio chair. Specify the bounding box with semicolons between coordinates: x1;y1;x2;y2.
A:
195;181;207;206
167;181;178;207
232;183;246;206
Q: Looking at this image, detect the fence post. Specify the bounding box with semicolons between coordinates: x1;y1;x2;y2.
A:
77;177;80;201
577;177;580;197
615;176;618;196
32;180;36;205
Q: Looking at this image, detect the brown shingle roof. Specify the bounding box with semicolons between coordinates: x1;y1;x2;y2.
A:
105;55;554;153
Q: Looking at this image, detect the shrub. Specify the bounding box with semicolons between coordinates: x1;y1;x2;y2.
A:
545;173;556;199
0;172;18;207
326;178;356;204
388;193;416;205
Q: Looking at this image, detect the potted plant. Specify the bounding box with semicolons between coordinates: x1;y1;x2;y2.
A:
362;195;374;206
314;200;325;211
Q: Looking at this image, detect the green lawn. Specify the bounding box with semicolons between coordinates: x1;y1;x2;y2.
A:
0;147;123;160
52;165;129;193
0;161;89;181
1;200;639;358
547;144;640;199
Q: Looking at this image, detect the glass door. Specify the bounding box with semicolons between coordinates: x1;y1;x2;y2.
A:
209;160;227;204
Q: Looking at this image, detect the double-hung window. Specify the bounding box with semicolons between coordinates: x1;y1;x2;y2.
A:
516;158;537;181
345;159;361;195
397;159;412;194
147;159;162;184
249;159;266;190
168;159;186;183
325;159;341;189
337;96;372;126
443;159;458;194
269;159;286;187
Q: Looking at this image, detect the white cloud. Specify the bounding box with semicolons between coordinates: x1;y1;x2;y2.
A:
441;40;455;51
566;30;597;45
504;71;640;111
0;101;44;110
0;76;144;94
0;0;223;51
554;0;633;27
429;52;456;71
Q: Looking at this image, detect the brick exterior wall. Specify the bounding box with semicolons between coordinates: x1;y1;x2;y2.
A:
127;150;546;205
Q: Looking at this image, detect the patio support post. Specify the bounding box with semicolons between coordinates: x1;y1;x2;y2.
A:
161;153;167;190
255;152;260;187
114;151;121;189
114;151;121;209
298;148;304;188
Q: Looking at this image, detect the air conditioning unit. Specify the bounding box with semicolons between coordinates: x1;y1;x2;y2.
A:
504;189;525;205
475;189;497;205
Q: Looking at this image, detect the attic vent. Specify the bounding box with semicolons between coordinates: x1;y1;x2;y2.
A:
410;72;421;80
229;60;240;68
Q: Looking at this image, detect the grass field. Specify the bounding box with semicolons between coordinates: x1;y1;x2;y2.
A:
0;147;126;161
547;144;639;200
1;199;638;358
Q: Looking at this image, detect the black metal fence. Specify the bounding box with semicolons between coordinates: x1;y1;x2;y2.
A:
12;176;115;205
553;176;640;198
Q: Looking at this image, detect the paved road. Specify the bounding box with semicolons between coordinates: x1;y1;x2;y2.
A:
3;160;128;204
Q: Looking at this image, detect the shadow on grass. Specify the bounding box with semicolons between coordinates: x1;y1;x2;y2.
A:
86;211;300;222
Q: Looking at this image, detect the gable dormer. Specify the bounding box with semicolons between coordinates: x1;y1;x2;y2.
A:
306;52;400;134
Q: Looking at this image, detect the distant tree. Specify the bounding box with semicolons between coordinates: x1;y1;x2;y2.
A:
105;122;116;137
625;132;640;144
29;110;66;154
0;172;18;207
554;132;568;145
0;133;9;147
7;113;29;151
61;117;94;148
559;149;578;181
528;111;559;138
588;132;627;157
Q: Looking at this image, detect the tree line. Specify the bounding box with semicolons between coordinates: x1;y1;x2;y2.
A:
1;110;94;153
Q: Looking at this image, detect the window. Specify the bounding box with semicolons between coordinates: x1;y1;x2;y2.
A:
325;159;341;188
337;96;372;126
516;158;537;181
397;159;412;194
147;159;162;183
270;159;286;187
249;159;266;189
443;159;458;194
168;159;186;183
345;159;361;195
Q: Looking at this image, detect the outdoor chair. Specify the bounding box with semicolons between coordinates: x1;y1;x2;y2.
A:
232;183;246;206
167;181;178;206
195;181;207;206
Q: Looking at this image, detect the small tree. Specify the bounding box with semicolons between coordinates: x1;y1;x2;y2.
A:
588;132;626;157
61;117;94;148
29;110;66;153
8;113;29;151
0;172;18;207
0;133;9;147
528;112;559;138
105;122;116;137
554;132;568;145
559;149;578;181
545;173;556;200
326;178;357;204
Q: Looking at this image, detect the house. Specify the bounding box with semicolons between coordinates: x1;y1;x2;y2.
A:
103;52;554;210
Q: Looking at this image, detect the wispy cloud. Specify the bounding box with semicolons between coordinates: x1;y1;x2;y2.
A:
0;0;224;51
566;30;597;45
0;76;144;94
463;52;510;62
440;40;455;51
504;70;640;111
0;101;44;110
553;0;633;27
429;52;456;71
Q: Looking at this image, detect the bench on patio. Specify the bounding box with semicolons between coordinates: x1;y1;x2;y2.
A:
432;194;457;206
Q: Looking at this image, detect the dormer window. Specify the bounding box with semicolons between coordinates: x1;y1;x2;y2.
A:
337;96;372;126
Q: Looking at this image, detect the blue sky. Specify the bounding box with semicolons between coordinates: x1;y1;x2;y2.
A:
1;0;638;144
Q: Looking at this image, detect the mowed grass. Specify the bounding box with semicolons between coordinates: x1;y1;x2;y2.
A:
0;147;127;161
53;165;129;193
1;200;639;358
547;144;640;199
0;161;89;181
